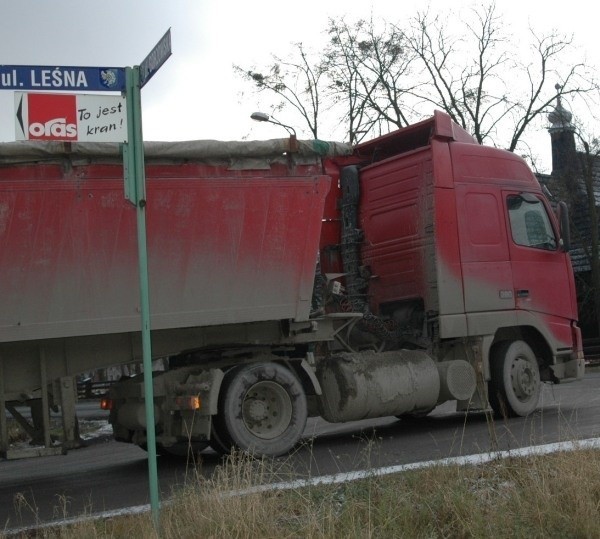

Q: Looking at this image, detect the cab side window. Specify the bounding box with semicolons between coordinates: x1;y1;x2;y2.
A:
507;194;557;251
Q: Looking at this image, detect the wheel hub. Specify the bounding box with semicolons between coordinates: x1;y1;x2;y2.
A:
247;399;268;421
511;357;538;400
241;380;292;440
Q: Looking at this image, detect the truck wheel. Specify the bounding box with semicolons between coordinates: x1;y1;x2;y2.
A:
209;416;233;455
219;362;307;457
489;340;541;418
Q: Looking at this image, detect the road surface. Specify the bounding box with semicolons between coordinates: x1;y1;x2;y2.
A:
1;371;599;532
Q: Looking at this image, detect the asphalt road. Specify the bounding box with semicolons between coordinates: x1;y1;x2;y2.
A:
1;371;599;532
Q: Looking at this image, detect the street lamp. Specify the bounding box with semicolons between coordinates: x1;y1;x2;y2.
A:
250;112;298;152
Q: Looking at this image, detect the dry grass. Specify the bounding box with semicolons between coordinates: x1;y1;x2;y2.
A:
10;446;599;539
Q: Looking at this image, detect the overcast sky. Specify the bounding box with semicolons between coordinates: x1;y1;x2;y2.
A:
1;0;598;171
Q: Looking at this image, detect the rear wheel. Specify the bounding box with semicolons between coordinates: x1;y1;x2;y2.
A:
489;340;541;418
209;415;233;455
217;362;307;457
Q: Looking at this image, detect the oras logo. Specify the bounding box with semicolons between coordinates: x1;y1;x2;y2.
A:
29;118;77;138
27;93;77;141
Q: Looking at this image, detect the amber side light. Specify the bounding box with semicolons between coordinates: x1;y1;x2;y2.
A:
100;398;114;411
175;396;201;410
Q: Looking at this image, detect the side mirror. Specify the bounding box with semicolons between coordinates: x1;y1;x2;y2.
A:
558;201;571;252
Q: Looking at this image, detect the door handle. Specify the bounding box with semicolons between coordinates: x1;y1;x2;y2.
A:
516;289;530;298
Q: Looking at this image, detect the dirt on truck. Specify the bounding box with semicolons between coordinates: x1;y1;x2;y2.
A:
0;111;584;458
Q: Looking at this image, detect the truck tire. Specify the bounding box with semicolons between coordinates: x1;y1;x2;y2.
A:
489;340;541;418
218;362;307;457
209;416;233;456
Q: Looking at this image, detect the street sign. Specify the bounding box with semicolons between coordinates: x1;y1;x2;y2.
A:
139;29;171;88
15;92;127;142
0;65;125;92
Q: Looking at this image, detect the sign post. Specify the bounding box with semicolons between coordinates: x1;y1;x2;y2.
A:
2;28;171;529
122;64;160;526
121;29;172;528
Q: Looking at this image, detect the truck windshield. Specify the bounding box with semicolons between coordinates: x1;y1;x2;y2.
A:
507;194;557;251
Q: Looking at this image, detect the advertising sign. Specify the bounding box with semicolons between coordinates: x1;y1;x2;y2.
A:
15;92;127;142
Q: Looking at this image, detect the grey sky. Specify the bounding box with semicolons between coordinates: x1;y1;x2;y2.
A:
1;0;598;171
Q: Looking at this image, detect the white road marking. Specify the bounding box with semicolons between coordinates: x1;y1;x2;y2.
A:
4;437;600;536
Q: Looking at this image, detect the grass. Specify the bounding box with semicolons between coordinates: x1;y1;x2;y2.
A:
6;445;599;538
4;371;600;538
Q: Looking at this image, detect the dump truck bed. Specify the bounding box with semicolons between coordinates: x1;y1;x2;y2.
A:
0;139;349;344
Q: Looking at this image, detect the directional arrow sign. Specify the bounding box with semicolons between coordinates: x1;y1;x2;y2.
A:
14;92;127;142
139;29;172;88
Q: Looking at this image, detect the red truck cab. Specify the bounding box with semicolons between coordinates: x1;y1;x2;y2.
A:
321;110;584;417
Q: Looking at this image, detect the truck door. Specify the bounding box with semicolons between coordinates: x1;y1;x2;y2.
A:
504;192;574;323
455;185;515;314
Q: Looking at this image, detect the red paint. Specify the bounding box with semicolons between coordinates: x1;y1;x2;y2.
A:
0;111;580;358
323;111;579;351
0;158;330;342
26;93;77;141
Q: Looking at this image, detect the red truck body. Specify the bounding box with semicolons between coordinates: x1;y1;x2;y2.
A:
0;112;584;458
0;151;329;343
328;111;581;356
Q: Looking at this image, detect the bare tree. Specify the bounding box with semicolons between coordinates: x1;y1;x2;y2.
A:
235;3;597;155
235;19;419;143
234;43;325;138
406;4;512;143
406;3;597;153
323;17;418;143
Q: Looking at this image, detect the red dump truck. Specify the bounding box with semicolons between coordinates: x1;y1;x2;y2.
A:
0;111;584;457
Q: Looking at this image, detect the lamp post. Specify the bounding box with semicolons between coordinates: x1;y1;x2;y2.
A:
250;112;298;152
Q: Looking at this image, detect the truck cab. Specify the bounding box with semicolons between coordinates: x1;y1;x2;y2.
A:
321;110;584;417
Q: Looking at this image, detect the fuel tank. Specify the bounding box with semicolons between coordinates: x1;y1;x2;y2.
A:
316;350;476;422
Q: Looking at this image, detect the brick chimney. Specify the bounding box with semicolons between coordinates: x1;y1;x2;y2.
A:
548;88;576;175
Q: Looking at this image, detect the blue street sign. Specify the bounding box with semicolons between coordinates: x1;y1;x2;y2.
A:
0;65;125;92
139;29;171;88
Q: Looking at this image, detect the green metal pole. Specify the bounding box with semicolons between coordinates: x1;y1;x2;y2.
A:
124;65;160;527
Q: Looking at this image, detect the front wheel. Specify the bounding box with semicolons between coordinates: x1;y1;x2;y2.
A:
218;362;307;457
489;340;541;418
